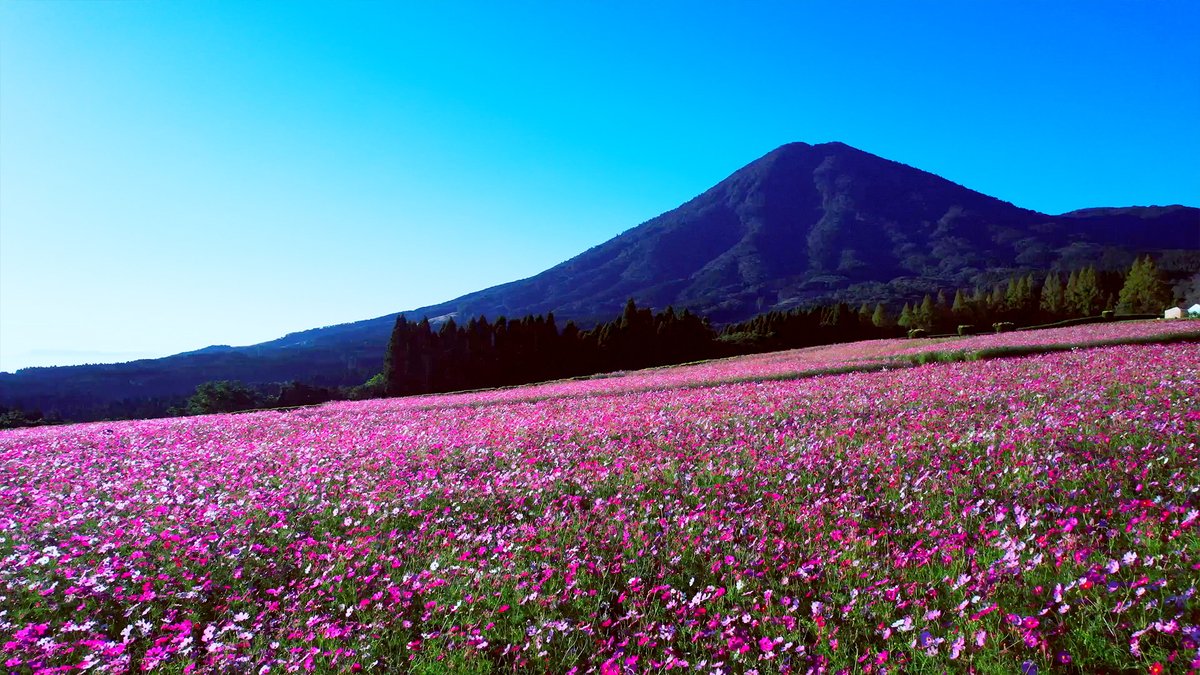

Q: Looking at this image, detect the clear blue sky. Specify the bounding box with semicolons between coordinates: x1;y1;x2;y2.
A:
2;1;1197;372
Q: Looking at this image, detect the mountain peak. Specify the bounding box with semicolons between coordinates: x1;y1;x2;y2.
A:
767;140;863;159
402;144;1196;324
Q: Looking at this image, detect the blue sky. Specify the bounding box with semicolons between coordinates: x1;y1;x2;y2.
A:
1;1;1197;372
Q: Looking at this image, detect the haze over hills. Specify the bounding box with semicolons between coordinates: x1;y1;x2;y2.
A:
2;141;1197;420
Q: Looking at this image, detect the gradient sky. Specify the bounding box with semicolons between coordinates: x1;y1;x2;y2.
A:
2;1;1197;372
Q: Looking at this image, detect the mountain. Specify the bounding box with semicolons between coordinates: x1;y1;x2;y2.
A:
405;142;1197;323
3;142;1197;420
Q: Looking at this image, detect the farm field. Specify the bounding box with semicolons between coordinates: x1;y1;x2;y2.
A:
2;327;1199;673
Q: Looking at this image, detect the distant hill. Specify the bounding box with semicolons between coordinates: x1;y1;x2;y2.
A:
2;141;1197;420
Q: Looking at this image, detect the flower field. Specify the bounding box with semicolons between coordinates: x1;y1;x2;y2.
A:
2;335;1199;673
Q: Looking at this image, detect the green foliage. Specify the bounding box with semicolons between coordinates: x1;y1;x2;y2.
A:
907;349;970;365
381;301;719;398
1065;266;1102;317
913;294;936;330
185;380;267;415
856;301;872;321
870;303;892;328
1005;273;1036;315
1117;256;1173;314
951;289;969;315
0;406;63;429
346;373;387;400
1039;272;1065;316
276;381;336;408
716;331;770;347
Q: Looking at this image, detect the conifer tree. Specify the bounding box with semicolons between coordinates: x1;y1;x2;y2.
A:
1039;272;1065;317
1004;277;1021;310
913;294;935;329
871;303;892;328
1004;274;1035;317
858;302;873;325
989;284;1007;313
1117;256;1172;314
1022;273;1038;314
383;316;412;396
1065;267;1101;317
952;289;968;314
934;290;953;329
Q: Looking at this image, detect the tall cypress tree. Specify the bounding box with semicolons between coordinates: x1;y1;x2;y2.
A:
410;318;435;393
383;316;411;396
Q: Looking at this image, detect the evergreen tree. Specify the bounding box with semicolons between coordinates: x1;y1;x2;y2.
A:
934;290;953;330
951;289;968;313
857;302;873;326
1022;274;1038;315
988;284;1007;314
383;316;412;395
1004;274;1036;318
951;289;972;324
1065;267;1101;317
897;302;915;329
871;303;892;328
970;286;989;314
1117;256;1173;314
914;294;935;329
1004;277;1022;311
410;318;435;392
1039;273;1065;318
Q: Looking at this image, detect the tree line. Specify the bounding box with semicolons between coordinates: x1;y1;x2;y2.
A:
382;301;717;396
726;257;1176;350
892;257;1172;333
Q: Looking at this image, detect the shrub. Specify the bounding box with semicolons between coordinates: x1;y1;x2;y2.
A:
957;324;975;336
907;328;928;339
993;322;1015;333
